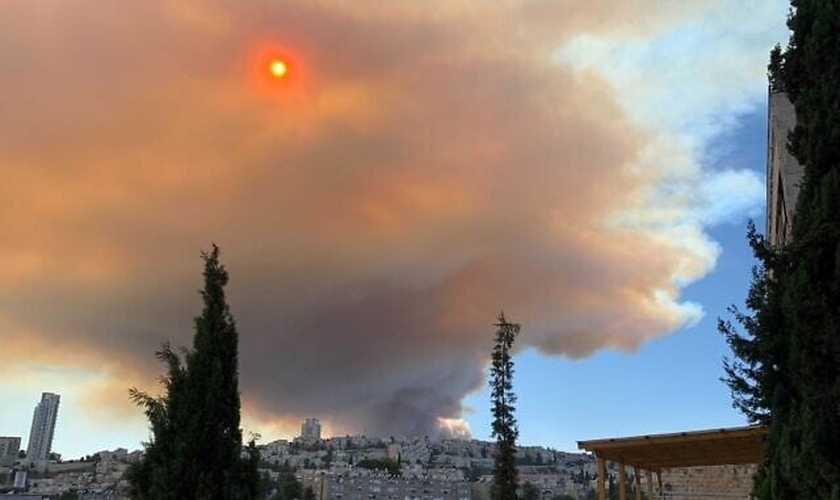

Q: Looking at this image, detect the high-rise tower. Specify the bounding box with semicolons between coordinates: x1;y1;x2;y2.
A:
300;418;321;442
26;392;60;465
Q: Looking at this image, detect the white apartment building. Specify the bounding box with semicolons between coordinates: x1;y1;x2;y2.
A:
26;392;60;465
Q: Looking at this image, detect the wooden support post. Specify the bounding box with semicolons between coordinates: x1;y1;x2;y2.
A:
634;466;642;500
646;469;654;500
619;461;627;500
656;470;663;500
597;457;606;500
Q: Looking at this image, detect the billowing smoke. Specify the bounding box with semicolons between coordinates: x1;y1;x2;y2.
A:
0;0;768;439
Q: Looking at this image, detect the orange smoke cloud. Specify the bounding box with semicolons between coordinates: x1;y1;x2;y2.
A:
0;0;736;439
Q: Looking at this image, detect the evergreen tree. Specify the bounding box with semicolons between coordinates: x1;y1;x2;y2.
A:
721;1;840;498
127;245;259;500
490;312;520;500
718;223;784;426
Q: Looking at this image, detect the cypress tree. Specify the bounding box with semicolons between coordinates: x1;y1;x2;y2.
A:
490;312;520;500
127;245;259;500
722;1;840;498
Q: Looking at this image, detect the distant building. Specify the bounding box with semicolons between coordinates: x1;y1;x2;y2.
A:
300;470;472;500
300;418;322;442
13;469;28;489
0;436;21;466
766;91;804;247
25;393;60;466
302;418;321;441
386;442;400;461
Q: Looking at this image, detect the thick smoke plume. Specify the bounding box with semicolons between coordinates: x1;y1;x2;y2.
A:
0;0;766;438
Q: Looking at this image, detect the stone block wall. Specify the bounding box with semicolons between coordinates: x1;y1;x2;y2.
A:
660;464;756;499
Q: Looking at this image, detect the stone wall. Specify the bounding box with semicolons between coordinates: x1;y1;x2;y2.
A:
660;464;756;499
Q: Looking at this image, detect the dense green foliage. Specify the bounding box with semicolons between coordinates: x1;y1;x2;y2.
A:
718;224;781;425
127;246;259;500
721;1;840;498
490;313;520;500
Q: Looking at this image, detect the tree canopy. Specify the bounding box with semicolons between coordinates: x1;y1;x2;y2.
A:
127;245;259;500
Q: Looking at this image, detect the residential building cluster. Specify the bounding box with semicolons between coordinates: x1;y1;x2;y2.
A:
257;419;603;500
2;415;607;499
299;469;473;500
2;397;143;499
19;448;142;498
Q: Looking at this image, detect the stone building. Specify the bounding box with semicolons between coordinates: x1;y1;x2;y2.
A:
0;437;21;467
766;91;804;247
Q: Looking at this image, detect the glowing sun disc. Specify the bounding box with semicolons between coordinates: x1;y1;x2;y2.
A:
269;60;288;78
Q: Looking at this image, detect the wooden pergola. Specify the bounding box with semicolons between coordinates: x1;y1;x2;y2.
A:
577;425;767;500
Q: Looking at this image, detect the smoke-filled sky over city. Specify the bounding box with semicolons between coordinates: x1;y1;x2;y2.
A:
1;1;789;457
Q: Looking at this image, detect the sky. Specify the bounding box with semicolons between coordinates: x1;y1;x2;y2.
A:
0;1;790;458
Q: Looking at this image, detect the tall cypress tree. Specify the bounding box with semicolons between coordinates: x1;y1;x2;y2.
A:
127;245;259;500
490;312;520;500
721;1;840;498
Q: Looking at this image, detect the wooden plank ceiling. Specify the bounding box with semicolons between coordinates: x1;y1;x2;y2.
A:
577;425;767;470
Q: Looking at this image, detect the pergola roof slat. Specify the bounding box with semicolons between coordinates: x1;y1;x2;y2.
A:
577;425;767;470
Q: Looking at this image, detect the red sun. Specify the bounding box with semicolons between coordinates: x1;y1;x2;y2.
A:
249;42;309;100
269;60;287;78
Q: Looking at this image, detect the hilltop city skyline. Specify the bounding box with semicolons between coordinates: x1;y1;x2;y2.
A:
1;410;759;498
